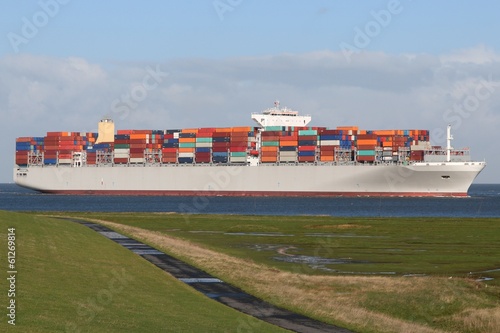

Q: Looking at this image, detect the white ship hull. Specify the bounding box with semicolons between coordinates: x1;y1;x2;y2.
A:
14;162;485;197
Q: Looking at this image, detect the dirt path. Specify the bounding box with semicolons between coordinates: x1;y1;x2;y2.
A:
62;217;354;333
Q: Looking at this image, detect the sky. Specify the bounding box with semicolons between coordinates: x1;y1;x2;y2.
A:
1;0;500;183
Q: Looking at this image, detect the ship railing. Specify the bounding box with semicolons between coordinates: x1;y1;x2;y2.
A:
28;151;43;166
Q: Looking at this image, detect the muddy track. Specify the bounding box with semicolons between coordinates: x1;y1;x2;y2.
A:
61;217;354;333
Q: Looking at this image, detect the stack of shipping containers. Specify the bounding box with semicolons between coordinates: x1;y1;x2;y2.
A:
297;129;317;163
279;128;298;163
162;130;179;164
356;132;378;163
15;137;44;166
195;128;213;163
230;127;251;163
212;129;231;163
261;128;280;163
15;124;433;167
318;129;341;162
178;129;196;164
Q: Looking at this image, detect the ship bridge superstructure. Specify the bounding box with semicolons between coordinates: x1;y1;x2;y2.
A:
251;101;312;127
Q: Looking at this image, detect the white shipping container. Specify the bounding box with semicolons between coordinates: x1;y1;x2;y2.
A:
279;151;298;157
195;142;212;148
320;140;340;146
130;158;145;163
229;156;247;162
411;141;431;151
178;152;195;158
279;157;298;162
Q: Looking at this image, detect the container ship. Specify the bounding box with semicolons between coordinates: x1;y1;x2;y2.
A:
14;102;485;197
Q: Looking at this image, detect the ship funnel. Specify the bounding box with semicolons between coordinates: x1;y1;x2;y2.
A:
95;118;115;144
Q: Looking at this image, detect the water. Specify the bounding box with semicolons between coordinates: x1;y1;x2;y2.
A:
1;183;499;217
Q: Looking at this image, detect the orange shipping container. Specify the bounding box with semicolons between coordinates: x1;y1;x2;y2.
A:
261;156;278;162
261;151;278;157
181;128;199;134
357;139;378;146
179;137;196;143
261;146;278;152
337;126;359;131
130;133;150;140
279;140;298;147
382;141;393;147
231;126;251;132
178;148;195;153
320;155;335;161
16;137;33;142
373;130;396;136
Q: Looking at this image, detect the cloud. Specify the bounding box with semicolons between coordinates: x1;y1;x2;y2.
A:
441;44;500;65
2;47;500;183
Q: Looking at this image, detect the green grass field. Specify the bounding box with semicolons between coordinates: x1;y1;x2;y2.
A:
50;212;500;284
0;211;287;333
36;212;500;333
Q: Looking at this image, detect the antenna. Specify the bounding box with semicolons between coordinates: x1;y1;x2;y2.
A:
446;124;453;162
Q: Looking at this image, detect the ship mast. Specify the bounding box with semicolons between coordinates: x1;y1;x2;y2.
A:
446;124;453;162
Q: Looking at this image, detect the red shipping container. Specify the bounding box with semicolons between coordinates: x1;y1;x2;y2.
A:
357;156;375;162
357;145;377;150
212;132;231;137
298;156;315;162
261;136;279;141
229;146;247;152
212;147;229;152
297;135;317;140
261;131;281;137
320;151;335;156
261;151;278;157
195;156;211;163
230;132;249;138
298;146;316;151
212;142;231;148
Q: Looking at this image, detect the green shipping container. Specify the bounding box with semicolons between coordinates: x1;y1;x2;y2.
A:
261;141;279;146
298;129;317;136
230;152;246;157
264;126;285;131
114;144;130;149
357;150;376;156
195;137;212;143
179;142;196;148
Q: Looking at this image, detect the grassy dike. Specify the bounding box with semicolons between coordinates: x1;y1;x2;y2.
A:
0;211;287;333
41;212;500;333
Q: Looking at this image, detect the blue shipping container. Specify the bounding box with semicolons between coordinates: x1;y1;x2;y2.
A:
298;151;315;157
